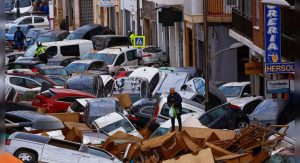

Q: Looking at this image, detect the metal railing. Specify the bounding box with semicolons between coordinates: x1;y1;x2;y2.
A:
232;8;253;39
208;0;238;16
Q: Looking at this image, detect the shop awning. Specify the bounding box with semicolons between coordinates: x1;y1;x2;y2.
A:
147;0;184;5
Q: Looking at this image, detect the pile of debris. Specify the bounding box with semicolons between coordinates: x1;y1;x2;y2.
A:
92;124;288;162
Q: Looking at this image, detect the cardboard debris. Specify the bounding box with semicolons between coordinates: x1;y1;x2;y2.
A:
204;142;233;157
215;153;253;163
114;94;133;108
63;122;90;142
48;112;80;123
141;132;176;151
163;148;215;163
108;131;143;143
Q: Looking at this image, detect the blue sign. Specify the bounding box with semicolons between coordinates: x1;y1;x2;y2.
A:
265;62;295;74
265;5;281;64
133;36;145;48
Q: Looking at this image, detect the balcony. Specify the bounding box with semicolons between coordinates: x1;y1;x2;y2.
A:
184;0;238;23
232;8;253;40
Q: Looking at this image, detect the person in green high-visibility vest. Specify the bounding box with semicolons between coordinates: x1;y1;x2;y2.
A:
128;31;135;46
34;42;48;63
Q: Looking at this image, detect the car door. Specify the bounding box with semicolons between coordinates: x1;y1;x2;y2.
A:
41;139;81;163
79;146;115;163
126;49;138;66
113;53;125;73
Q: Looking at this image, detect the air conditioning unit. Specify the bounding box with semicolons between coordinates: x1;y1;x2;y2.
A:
224;0;239;13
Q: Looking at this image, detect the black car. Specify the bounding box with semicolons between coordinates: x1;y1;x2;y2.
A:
34;30;70;43
65;24;114;40
47;56;80;67
92;35;131;50
128;98;157;129
65;74;104;98
198;103;249;129
6;60;46;71
250;99;295;126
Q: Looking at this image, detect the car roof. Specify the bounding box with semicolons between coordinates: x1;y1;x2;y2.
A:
13;59;43;64
6;111;63;127
70;59;105;64
39;30;69;37
160;94;205;109
11;132;50;144
9;24;35;28
72;24;104;34
40;66;65;69
98;46;136;54
49;88;96;97
129;67;160;82
230;96;264;107
93;112;124;128
221;82;250;87
33;39;92;46
93;35;127;38
48;56;79;61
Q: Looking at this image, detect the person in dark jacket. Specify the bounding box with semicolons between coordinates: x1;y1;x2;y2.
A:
167;87;182;132
14;27;26;51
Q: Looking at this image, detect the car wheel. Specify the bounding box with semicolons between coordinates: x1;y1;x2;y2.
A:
14;149;38;163
236;120;248;129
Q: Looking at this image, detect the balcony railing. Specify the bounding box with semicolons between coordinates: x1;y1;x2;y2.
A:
232;8;253;39
208;0;238;16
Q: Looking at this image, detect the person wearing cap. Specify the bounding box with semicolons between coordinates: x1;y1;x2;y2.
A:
167;87;182;132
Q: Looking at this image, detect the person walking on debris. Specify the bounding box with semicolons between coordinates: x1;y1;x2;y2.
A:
167;87;182;132
14;27;26;51
34;42;47;63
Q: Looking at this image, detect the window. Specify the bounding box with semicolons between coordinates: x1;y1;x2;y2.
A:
88;61;106;71
41;90;56;98
199;104;229;125
242;84;251;97
60;45;80;56
126;50;137;61
29;76;52;86
45;46;58;58
48;139;81;151
24;78;40;88
57;97;77;103
243;99;262;115
86;147;111;159
19;17;32;25
194;79;205;96
9;77;26;87
192;95;205;104
34;17;44;23
115;54;125;66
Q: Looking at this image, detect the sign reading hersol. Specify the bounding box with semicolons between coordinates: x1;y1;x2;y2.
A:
265;62;295;74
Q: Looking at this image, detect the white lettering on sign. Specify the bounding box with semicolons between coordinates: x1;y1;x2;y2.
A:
266;6;279;52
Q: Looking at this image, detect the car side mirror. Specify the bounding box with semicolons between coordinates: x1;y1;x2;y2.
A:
242;92;250;97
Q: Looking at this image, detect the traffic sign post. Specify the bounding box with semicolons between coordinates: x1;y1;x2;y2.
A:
133;36;145;48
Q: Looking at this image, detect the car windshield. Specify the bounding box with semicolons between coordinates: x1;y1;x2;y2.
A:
101;118;135;134
66;77;95;95
65;33;83;40
66;63;89;74
26;30;39;38
151;127;170;139
80;52;97;60
43;68;68;76
219;85;243;97
94;53;117;65
35;36;56;43
48;76;66;86
8;26;28;34
143;47;158;53
12;17;23;24
250;100;287;121
24;45;38;57
157;73;188;93
70;101;84;112
15;0;31;8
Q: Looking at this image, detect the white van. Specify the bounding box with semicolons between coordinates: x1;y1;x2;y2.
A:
23;39;93;59
91;46;138;75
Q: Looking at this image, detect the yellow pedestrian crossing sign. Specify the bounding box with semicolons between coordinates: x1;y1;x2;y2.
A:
133;36;145;48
